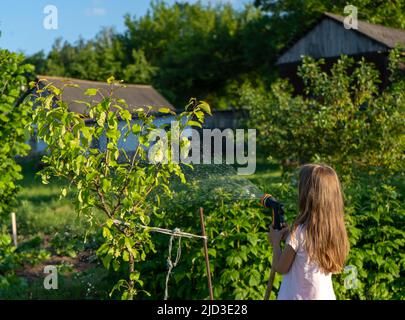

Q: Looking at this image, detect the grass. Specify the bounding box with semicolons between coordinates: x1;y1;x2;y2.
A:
16;157;107;237
0;157;112;299
17;158;79;234
243;159;282;189
0;155;281;299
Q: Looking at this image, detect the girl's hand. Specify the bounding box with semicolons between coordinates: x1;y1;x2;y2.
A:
268;226;289;246
281;224;290;241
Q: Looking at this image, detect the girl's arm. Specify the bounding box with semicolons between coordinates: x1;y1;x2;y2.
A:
268;227;296;274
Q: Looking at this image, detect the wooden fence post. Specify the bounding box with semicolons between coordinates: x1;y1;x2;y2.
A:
199;207;214;300
11;212;17;247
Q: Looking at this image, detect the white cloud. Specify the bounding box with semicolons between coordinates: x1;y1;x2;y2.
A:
85;7;107;17
210;0;242;3
202;0;245;8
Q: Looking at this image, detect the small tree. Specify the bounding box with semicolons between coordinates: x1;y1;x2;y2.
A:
0;49;33;218
31;77;211;299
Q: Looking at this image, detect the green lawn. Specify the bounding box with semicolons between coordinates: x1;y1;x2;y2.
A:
0;157;111;299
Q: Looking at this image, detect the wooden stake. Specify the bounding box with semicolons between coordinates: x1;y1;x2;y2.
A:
11;212;17;247
199;207;214;300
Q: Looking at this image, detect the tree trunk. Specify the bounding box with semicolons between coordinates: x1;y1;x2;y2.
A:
128;252;135;300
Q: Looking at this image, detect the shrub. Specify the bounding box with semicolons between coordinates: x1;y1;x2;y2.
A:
334;178;405;300
0;49;33;217
138;178;298;300
241;48;405;176
239;49;405;299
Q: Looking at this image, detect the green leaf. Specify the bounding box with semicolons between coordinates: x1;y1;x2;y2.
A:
85;172;97;181
114;149;120;160
81;126;92;142
132;123;142;134
159;107;175;114
248;270;261;287
44;95;53;110
125;238;137;258
106;219;114;228
119;109;132;121
102;254;112;269
41;175;49;185
48;85;62;96
198;101;212;115
73;100;91;107
78;190;83;203
117;98;128;106
194;110;205;122
130;273;139;281
65;83;80;88
102;227;112;239
97;112;106;127
123;251;129;262
84;88;98;96
186;120;202;128
102;179;111;193
113;260;120;271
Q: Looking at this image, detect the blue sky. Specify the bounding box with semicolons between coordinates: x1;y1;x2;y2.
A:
0;0;251;56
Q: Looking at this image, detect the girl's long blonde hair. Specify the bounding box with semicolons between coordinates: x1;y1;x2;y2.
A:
293;164;349;274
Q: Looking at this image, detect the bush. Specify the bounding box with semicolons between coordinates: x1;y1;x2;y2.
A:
136;171;404;300
139;194;273;299
241;48;405;176
0;50;33;217
238;49;405;299
0;50;36;298
334;178;405;300
137;177;298;300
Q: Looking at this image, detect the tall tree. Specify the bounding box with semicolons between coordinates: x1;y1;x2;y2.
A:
27;1;271;109
254;0;405;33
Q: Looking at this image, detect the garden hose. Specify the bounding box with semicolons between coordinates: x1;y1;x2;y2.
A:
260;194;286;300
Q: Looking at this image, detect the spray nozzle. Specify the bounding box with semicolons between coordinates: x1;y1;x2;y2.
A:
260;193;286;230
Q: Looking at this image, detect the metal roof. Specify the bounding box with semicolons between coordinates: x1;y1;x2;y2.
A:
37;75;174;115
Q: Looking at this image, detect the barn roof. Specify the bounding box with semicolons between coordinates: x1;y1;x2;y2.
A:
37;75;174;115
276;12;405;65
324;12;405;49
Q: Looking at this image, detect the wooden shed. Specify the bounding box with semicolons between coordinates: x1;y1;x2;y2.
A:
30;76;175;154
276;12;405;92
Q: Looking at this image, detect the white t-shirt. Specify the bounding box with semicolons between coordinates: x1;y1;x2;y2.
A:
277;225;336;300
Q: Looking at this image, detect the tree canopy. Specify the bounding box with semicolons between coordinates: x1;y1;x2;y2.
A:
26;0;405;108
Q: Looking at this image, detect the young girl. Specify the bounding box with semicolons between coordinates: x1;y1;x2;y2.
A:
268;164;349;300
